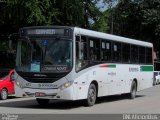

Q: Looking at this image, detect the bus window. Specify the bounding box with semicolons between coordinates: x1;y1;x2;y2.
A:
101;40;111;61
89;38;100;61
95;39;101;61
131;45;139;63
81;36;88;60
146;48;152;64
122;43;130;63
112;42;121;62
139;46;145;64
76;36;88;71
89;39;95;61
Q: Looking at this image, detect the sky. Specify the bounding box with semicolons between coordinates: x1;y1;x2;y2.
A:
96;0;108;11
96;0;118;11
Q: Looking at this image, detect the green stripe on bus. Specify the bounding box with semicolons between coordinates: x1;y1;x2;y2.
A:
108;64;116;68
140;66;153;72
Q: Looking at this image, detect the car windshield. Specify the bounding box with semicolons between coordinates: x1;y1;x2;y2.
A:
16;38;73;73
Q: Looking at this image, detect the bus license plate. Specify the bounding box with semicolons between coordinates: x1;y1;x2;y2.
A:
35;92;46;97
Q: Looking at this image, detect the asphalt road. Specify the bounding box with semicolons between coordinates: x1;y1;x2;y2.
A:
0;85;160;120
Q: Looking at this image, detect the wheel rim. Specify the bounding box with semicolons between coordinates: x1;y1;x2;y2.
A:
2;89;7;100
88;86;96;103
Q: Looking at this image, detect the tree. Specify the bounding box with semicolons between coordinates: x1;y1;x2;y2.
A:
140;0;160;50
55;0;101;28
0;0;102;33
0;0;60;34
92;10;109;32
103;0;117;34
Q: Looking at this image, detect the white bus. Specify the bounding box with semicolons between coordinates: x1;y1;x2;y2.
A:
15;26;154;106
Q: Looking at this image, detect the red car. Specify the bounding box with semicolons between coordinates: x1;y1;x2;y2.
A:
0;69;14;100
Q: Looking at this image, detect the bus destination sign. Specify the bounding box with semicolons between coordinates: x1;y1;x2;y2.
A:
23;28;70;36
28;29;56;35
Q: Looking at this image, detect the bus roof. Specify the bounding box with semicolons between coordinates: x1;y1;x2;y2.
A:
74;27;153;48
20;26;153;47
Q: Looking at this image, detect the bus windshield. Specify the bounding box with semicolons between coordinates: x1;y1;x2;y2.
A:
16;38;72;73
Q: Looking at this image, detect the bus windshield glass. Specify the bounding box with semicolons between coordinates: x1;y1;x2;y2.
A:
16;38;72;73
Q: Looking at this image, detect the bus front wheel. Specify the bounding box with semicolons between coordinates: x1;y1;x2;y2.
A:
36;98;50;106
84;83;97;106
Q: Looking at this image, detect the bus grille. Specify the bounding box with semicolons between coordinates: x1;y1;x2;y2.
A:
23;77;61;83
17;72;69;83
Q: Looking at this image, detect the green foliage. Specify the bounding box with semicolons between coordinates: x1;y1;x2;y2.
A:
141;0;160;36
54;0;101;28
1;0;60;28
0;0;101;34
0;41;9;50
111;0;142;38
92;10;109;32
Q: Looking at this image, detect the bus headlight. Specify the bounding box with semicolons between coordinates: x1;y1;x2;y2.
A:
59;81;73;90
15;80;24;89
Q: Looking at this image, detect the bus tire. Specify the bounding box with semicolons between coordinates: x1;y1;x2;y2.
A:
128;81;137;99
36;98;50;106
0;88;8;100
84;83;97;106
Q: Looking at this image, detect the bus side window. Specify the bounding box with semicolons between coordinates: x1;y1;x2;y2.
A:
95;40;101;61
89;40;95;60
139;46;145;63
146;48;152;64
122;43;130;63
101;40;111;61
112;42;121;62
76;36;88;71
89;38;100;61
131;45;139;63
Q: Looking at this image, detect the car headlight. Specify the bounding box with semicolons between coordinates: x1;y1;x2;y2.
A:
59;81;73;90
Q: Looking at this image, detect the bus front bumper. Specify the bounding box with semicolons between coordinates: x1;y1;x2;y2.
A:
15;84;74;100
